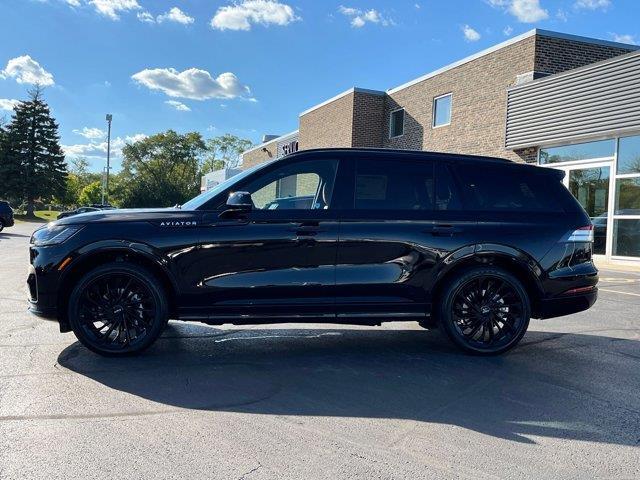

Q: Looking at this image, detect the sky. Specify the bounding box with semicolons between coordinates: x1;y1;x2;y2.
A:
0;0;639;172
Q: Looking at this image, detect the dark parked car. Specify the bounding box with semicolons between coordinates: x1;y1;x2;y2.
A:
28;149;598;356
0;201;15;232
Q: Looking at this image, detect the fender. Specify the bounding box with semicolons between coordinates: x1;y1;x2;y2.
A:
432;243;545;295
59;239;181;294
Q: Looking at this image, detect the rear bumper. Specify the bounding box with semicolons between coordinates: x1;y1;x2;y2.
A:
1;216;14;227
538;288;597;319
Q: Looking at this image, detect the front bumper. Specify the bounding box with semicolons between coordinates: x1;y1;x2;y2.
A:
538;288;598;319
2;216;14;227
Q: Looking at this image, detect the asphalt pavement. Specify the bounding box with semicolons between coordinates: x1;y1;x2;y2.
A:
0;221;639;479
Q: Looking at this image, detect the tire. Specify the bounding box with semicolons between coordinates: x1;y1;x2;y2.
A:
68;262;168;357
0;219;4;233
438;266;530;355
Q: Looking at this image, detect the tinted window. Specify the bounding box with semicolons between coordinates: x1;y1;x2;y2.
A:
435;163;463;211
390;109;405;138
242;159;338;210
354;159;433;211
452;163;566;212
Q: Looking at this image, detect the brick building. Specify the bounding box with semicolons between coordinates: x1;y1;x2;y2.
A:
240;29;640;262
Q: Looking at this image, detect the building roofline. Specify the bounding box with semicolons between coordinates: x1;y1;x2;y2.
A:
387;29;639;95
298;87;385;117
241;129;299;156
507;47;640;92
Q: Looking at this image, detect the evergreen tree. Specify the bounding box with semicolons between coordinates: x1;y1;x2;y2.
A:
0;88;67;217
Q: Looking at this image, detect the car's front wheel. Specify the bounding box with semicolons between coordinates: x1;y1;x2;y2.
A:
0;219;4;233
438;266;530;355
68;262;168;356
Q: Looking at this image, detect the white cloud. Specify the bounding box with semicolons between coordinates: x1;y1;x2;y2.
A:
0;98;20;111
211;0;299;31
88;0;141;20
137;11;155;23
165;100;191;111
503;25;513;35
0;55;55;86
338;6;392;28
73;127;106;140
574;0;611;10
63;133;147;158
610;33;637;45
131;67;251;100
462;24;481;41
487;0;549;23
157;7;194;25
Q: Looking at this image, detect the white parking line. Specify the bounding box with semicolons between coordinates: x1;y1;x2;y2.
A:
599;288;640;297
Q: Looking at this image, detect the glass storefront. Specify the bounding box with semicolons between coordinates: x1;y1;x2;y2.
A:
540;135;640;260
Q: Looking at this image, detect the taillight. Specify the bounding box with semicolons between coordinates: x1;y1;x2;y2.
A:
567;225;594;243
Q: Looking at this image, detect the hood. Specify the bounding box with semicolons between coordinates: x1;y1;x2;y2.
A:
53;207;197;226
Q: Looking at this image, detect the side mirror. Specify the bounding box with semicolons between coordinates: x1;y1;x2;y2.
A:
226;191;253;211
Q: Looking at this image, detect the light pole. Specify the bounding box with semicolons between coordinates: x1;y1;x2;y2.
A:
102;114;113;205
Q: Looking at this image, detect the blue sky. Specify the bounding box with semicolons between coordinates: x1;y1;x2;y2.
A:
0;0;638;171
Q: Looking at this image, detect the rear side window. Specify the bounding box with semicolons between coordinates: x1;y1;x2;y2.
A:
451;163;566;212
355;158;434;211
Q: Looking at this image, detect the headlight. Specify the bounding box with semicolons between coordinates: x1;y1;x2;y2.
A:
30;225;84;246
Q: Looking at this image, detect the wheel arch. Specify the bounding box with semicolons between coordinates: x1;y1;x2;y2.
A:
57;244;179;332
431;245;545;320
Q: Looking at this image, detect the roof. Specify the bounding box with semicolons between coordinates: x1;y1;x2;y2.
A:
283;147;513;164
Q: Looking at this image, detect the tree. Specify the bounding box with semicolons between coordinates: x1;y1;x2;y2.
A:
202;134;253;174
78;180;103;206
119;130;205;208
0;88;67;217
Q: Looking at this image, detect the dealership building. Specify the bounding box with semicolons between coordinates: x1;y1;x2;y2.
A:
240;29;640;263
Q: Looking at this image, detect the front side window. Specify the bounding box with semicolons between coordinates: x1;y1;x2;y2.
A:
242;159;338;210
539;139;615;164
354;158;433;211
389;109;405;138
433;94;452;128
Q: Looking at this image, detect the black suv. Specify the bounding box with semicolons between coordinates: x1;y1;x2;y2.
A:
0;201;15;232
28;149;598;356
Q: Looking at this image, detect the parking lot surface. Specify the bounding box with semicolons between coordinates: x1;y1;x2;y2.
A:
1;221;639;479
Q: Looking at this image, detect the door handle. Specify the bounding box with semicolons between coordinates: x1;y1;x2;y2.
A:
290;225;326;236
431;224;462;236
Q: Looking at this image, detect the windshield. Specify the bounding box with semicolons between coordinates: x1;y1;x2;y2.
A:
181;161;273;211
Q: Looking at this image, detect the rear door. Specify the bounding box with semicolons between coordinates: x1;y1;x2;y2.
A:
335;154;469;318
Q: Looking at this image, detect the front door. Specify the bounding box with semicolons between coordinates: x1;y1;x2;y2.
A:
194;158;340;321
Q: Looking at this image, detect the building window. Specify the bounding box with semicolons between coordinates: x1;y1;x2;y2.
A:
389;108;405;138
433;93;452;128
539;139;615;164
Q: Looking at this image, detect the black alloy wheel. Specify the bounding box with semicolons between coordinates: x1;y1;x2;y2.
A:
439;267;530;355
68;263;168;356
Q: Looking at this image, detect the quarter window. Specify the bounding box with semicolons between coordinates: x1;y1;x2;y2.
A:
354;159;433;211
433;94;452;128
389;109;405;138
452;163;566;212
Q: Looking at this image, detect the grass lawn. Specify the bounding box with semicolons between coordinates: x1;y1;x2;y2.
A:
15;210;61;223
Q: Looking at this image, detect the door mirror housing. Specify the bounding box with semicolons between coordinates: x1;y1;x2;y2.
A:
226;191;253;211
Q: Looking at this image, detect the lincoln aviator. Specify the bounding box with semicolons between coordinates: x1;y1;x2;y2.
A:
28;149;598;356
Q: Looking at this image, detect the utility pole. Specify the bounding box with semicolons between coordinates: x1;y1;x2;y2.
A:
102;113;113;205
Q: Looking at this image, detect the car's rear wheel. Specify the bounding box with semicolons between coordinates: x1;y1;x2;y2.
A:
438;267;530;355
0;219;4;233
68;262;168;356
